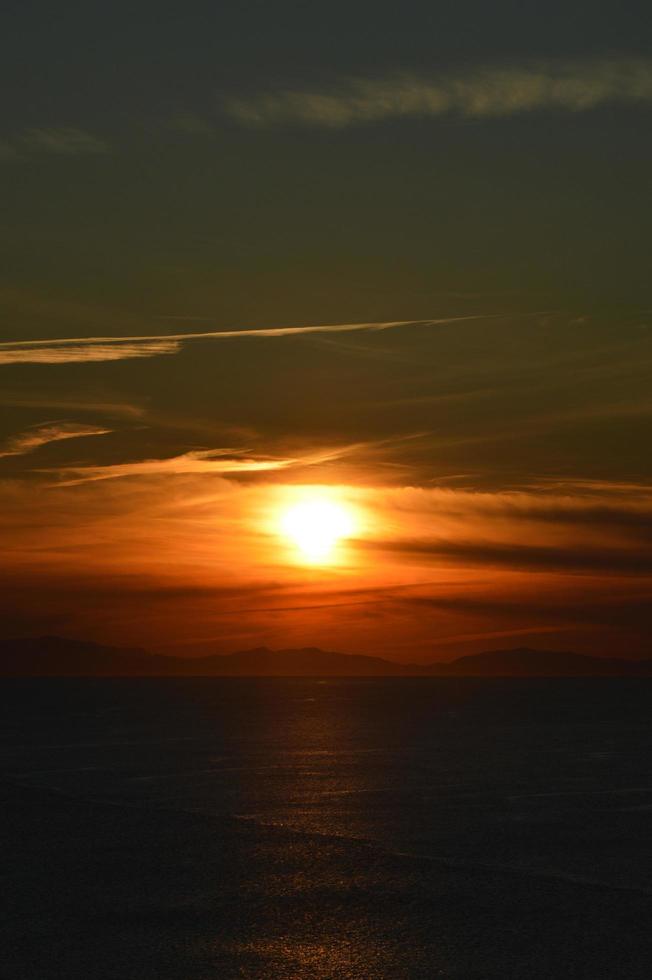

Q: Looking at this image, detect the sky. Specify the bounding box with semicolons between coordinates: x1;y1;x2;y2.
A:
1;1;651;661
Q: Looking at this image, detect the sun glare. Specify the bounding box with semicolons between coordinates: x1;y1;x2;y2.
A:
280;498;355;564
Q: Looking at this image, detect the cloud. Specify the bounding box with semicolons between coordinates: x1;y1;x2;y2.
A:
1;468;650;655
0;339;181;365
19;126;109;155
224;58;652;128
44;442;368;486
0;315;492;366
348;482;652;577
364;536;652;575
396;590;652;627
0;127;109;162
0;391;145;419
48;449;295;485
0;422;112;459
394;485;652;529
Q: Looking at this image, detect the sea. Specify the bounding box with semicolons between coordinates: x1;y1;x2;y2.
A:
1;678;651;978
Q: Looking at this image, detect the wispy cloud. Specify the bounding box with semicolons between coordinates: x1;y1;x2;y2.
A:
357;483;652;576
0;339;181;365
48;449;295;485
0;391;145;419
2;468;650;655
0;422;112;459
0;126;109;162
19;127;109;155
365;537;652;575
44;442;369;486
0;315;492;366
224;58;652;128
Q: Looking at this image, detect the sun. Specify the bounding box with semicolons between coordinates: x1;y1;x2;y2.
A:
280;497;355;564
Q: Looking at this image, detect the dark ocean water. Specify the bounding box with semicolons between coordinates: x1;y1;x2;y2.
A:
1;678;651;978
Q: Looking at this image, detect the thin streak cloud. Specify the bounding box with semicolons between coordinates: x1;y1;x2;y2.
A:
224;58;652;127
19;127;109;155
0;392;145;419
0;422;112;459
0;340;182;365
0;315;493;366
366;537;652;575
0;127;109;162
45;442;369;486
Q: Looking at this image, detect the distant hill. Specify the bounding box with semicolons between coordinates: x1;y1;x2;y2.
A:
0;637;414;677
436;647;652;677
1;636;651;677
195;646;415;676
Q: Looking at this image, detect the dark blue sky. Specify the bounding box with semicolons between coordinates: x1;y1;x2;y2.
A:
2;0;651;326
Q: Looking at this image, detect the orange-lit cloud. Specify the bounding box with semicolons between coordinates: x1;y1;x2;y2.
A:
0;391;145;419
1;472;650;659
43;441;384;486
2;306;650;661
0;422;112;459
0;315;497;365
0;339;182;365
44;448;305;485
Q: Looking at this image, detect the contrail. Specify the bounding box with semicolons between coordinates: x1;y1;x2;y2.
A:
0;315;507;365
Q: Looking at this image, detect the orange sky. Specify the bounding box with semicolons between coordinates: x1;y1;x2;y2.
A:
1;59;652;663
1;416;651;660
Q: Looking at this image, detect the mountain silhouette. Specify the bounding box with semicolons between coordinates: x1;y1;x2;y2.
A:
435;647;652;677
1;636;651;677
0;638;414;677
